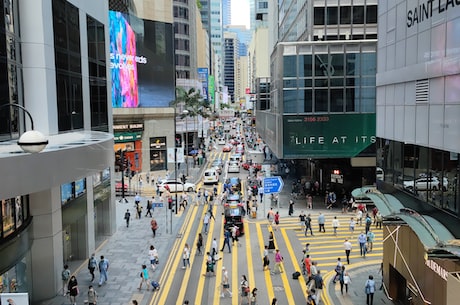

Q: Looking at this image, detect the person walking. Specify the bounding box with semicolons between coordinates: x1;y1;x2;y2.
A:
221;266;232;298
272;249;284;274
61;264;71;296
220;229;232;253
375;211;383;229
148;245;159;271
332;216;340;236
204;252;215;277
343;271;351;294
87;285;98;305
124;209;131;227
308;261;318;289
250;287;258;305
305;214;314;236
134;193;141;207
365;213;372;234
263;245;270;271
203;213;210;234
267;208;275;225
67;276;79;305
288;199;294;216
349;217;355;233
267;231;275;253
196;233;203;255
87;253;98;283
299;211;306;231
332;258;343;283
136;204;143;219
365;275;376;305
306;194;313;209
274;211;280;231
367;229;375;252
145;197;153;217
212;237;218;257
357;208;363;226
98;255;109;287
231;225;240;247
314;270;324;304
150;217;158;238
344;239;353;264
138;264;149;291
182;243;190;269
358;231;368;258
339;266;346;294
318;213;326;232
239;275;250;305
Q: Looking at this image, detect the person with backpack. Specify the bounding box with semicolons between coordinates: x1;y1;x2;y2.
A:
61;264;71;296
87;285;98;305
138;264;149;291
124;209;131;227
98;255;109;287
365;213;372;234
88;253;98;282
365;275;376;305
332;258;343;283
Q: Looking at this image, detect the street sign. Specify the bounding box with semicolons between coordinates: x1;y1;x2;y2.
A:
153;202;164;208
263;176;284;194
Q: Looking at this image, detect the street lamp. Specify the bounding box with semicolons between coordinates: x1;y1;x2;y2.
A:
0;103;48;153
183;109;189;177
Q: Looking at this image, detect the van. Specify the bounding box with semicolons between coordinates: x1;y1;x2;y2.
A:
229;154;242;163
203;168;219;184
227;160;240;173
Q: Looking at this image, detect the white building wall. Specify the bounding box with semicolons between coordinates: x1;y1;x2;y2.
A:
376;0;460;154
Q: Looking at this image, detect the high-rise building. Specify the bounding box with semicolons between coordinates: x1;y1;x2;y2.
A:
259;0;378;192
223;31;239;103
0;0;114;302
374;2;460;303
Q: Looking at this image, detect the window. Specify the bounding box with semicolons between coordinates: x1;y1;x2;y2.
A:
353;6;365;24
314;7;325;25
283;56;296;77
366;5;377;23
1;196;30;239
340;6;351;24
52;0;83;131
87;15;108;132
327;7;338;25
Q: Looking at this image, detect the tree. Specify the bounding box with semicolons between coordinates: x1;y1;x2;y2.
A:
171;87;210;119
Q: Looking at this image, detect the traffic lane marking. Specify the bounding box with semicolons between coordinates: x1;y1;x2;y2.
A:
256;222;275;303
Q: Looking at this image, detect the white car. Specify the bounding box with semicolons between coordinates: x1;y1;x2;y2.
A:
403;177;448;191
158;180;196;193
227;160;240;173
218;138;226;145
203;168;219;184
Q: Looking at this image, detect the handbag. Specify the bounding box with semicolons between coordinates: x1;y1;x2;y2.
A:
244;287;250;293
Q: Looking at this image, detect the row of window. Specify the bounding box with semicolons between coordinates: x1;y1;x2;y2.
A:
283;87;375;113
175;38;190;51
175;22;189;35
173;6;189;20
176;54;190;66
52;0;109;132
314;5;377;25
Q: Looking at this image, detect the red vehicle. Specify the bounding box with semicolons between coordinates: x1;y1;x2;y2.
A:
242;162;262;171
222;144;233;152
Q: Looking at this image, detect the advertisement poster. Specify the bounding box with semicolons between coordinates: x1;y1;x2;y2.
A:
283;113;376;158
197;68;208;100
109;11;174;108
1;293;29;305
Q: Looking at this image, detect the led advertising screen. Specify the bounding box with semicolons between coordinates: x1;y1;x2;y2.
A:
109;11;174;108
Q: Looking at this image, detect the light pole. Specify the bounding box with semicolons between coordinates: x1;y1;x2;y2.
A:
0;103;48;153
183;109;189;177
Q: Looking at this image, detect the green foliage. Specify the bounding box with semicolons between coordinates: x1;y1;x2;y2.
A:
171;87;210;118
196;0;202;10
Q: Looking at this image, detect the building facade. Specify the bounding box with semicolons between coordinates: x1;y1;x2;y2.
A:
258;0;378;194
0;0;114;302
375;1;460;304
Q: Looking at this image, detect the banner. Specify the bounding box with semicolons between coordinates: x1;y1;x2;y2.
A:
1;293;29;305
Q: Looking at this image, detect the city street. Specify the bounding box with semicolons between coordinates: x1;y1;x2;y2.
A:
40;148;390;305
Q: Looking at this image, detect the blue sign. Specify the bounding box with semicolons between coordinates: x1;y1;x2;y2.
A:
153;202;164;208
263;176;284;194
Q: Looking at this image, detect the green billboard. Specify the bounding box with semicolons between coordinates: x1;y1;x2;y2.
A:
208;75;215;104
283;113;376;158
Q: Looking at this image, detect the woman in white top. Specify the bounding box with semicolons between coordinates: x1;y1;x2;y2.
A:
148;245;159;271
332;216;340;236
182;243;190;269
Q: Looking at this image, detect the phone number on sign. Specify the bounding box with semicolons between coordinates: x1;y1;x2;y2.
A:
303;116;329;122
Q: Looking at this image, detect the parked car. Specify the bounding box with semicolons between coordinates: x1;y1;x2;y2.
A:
403;176;448;191
227;160;240;173
158;180;196;193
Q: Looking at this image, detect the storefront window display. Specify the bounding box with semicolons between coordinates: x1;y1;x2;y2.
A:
0;256;30;293
1;196;28;238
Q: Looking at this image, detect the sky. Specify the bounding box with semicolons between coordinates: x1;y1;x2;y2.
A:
231;0;250;28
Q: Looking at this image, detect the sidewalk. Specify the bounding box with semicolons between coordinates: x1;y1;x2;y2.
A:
39;164;208;305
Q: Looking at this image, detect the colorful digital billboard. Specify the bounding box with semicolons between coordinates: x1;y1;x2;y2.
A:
109;11;174;108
